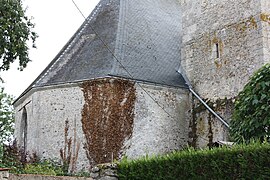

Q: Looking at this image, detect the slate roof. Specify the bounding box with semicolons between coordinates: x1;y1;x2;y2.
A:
22;0;187;99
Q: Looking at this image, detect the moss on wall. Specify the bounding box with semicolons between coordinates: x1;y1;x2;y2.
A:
236;16;258;32
81;78;136;166
260;13;270;24
189;96;234;148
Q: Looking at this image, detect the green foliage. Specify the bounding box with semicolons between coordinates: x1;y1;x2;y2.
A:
23;160;64;176
2;143;64;176
0;86;14;143
1;142;88;177
0;137;89;177
71;170;90;177
0;0;37;71
118;142;270;180
230;63;270;143
0;85;14;166
1;141;24;173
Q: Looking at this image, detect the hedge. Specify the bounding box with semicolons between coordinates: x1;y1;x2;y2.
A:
118;142;270;179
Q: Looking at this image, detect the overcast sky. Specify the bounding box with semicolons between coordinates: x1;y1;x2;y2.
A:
2;0;100;97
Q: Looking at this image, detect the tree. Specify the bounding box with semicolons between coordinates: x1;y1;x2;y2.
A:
0;86;14;143
230;64;270;143
0;84;14;167
0;0;37;71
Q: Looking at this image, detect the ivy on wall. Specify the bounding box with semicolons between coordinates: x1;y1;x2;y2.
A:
81;78;136;166
230;63;270;143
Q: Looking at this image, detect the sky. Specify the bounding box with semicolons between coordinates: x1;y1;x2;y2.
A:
1;0;100;97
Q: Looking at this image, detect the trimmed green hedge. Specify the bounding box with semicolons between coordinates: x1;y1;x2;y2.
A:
118;142;270;179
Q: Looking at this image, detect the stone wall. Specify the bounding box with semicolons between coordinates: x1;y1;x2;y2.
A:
180;0;266;98
14;83;88;171
126;83;189;158
261;0;270;64
179;0;270;146
14;78;189;171
188;96;234;147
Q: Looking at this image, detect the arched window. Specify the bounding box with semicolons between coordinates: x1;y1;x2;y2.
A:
20;107;28;154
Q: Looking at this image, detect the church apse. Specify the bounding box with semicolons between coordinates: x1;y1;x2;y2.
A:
13;0;191;171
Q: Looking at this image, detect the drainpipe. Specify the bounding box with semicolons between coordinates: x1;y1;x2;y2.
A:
189;87;230;128
176;69;230;128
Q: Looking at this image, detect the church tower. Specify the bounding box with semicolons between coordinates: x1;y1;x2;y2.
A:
180;0;270;146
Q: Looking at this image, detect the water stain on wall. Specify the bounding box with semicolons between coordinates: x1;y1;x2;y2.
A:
81;78;136;166
189;97;234;148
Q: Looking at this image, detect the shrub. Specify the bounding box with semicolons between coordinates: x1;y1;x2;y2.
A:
1;141;64;176
1;140;89;177
23;160;64;176
118;142;270;179
1;141;24;174
230;63;270;143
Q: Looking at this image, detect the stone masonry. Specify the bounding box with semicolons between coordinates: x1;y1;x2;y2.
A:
180;0;270;147
14;78;189;171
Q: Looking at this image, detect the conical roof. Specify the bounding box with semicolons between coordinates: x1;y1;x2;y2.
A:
28;0;187;93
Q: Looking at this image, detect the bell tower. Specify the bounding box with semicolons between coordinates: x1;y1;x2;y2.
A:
180;0;270;146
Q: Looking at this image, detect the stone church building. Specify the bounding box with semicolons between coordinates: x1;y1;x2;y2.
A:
14;0;270;170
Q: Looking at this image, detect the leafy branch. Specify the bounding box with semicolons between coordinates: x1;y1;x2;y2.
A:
0;0;38;71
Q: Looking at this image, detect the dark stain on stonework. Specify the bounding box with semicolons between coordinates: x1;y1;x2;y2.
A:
81;78;136;166
207;113;214;147
188;95;198;148
189;96;234;148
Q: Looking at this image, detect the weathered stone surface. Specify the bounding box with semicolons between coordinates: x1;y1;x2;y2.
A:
103;169;117;177
14;78;189;171
125;83;190;158
90;163;118;180
90;172;99;179
14;84;88;170
180;0;270;147
181;0;269;99
0;168;9;179
99;177;118;180
91;167;99;173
